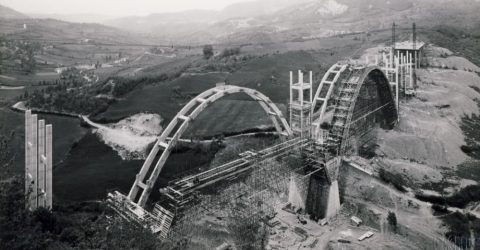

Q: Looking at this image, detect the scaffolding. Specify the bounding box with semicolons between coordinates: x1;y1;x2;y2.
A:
108;138;312;240
164;140;313;244
290;70;313;138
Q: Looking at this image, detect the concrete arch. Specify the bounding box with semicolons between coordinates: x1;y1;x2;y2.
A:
311;63;348;123
328;66;398;155
128;84;293;207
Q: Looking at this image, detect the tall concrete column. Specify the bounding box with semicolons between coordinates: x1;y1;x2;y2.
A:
25;110;32;209
38;120;45;207
325;180;341;219
46;124;53;208
25;111;53;210
288;173;309;211
31;114;38;209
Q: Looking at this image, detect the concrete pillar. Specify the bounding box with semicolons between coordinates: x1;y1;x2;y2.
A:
25;111;53;210
396;57;400;117
390;49;394;69
289;71;293;127
31;114;38;208
288;173;309;211
410;56;413;89
309;71;313;102
298;70;303;85
46;124;52;209
325;180;341;219
38;120;45;207
25;110;31;205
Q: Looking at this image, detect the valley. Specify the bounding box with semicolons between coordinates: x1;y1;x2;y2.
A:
1;0;480;249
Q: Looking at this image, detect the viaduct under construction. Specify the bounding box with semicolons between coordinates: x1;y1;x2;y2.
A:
108;45;416;240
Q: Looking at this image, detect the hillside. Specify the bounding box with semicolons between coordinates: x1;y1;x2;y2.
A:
0;4;28;19
0;18;152;45
104;0;480;45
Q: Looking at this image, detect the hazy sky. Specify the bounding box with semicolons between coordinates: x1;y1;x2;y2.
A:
0;0;251;16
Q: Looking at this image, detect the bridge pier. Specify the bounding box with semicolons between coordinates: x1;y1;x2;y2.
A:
325;180;340;219
288;172;309;211
287;157;341;221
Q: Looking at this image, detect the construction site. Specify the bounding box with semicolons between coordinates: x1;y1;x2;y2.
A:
98;23;462;249
2;0;480;248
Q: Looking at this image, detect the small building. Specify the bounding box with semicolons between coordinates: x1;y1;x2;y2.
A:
394;40;425;68
358;231;374;241
350;216;363;226
215;243;232;250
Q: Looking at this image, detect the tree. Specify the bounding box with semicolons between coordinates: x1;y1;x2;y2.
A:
387;211;397;232
0;175;171;249
203;45;214;59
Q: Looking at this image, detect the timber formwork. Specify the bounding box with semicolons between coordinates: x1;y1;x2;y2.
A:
326;66;398;156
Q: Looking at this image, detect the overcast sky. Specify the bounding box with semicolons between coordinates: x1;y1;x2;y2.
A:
0;0;251;16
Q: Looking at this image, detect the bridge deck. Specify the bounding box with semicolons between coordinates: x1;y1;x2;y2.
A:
163;137;312;205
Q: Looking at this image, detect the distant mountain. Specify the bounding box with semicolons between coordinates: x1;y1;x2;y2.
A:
0;4;28;19
29;13;115;24
101;0;422;44
2;0;479;46
104;0;312;42
0;18;153;45
214;0;480;44
105;9;218;35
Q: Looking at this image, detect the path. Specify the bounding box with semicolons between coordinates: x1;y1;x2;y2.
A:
0;85;24;90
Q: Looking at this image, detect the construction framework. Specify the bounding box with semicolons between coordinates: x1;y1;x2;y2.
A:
289;70;313;138
127;83;293;209
108;52;403;239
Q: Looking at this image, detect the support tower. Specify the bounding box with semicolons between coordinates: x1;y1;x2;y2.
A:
289;70;313;138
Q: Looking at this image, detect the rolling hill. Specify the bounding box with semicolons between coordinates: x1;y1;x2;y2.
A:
0;4;152;45
0;4;28;19
0;17;153;45
105;0;480;45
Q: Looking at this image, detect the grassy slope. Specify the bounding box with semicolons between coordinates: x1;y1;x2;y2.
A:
95;72;229;122
96;44;359;133
0;108;87;173
423;25;480;67
53;132;216;201
184;99;286;138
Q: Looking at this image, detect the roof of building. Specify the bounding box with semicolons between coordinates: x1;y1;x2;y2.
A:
395;40;425;50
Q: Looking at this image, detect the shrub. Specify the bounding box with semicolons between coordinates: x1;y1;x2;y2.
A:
460;145;473;154
378;168;407;192
416;185;480;208
203;45;214;59
387;211;397;232
431;204;448;214
220;47;241;57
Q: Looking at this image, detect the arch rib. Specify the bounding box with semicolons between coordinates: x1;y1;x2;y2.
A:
311;63;347;140
128;85;292;207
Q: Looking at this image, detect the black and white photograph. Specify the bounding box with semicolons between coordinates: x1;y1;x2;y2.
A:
0;0;480;249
